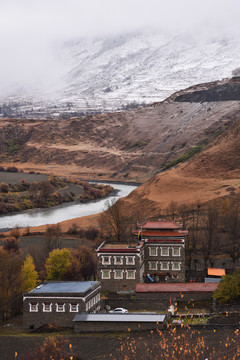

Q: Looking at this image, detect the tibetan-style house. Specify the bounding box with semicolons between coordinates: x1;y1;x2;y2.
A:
97;220;188;292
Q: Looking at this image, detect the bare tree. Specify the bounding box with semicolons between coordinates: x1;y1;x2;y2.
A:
2;237;20;254
0;250;22;321
167;201;178;221
200;202;219;269
99;199;133;242
223;200;240;267
41;224;63;257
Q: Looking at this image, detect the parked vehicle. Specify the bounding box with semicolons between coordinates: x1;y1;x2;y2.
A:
109;307;128;313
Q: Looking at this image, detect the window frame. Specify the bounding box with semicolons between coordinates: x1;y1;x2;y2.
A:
172;247;181;256
160;261;169;271
69;303;79;312
114;256;123;265
126;269;136;279
29;303;39;312
56;303;65;312
114;269;124;279
172;262;181;271
42;303;52;312
102;256;111;265
126;256;135;265
161;247;169;256
149;247;158;256
149;261;158;270
101;269;111;279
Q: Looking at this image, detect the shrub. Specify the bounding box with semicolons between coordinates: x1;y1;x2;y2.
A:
67;223;79;235
0;182;9;193
7;139;19;155
133;140;148;147
48;174;65;188
6;166;18;172
17;335;76;360
162;145;205;171
22;199;34;209
85;227;99;240
213;269;240;304
3;236;20;254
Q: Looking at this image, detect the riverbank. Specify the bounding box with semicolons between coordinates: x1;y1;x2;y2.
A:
0;182;137;233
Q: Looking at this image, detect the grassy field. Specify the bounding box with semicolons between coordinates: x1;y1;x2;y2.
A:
0;172;49;185
0;234;92;254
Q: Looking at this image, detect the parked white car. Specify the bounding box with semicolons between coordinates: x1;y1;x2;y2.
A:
109;307;128;313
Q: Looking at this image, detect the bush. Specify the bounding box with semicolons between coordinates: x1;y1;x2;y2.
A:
67;223;79;235
48;174;65;188
0;182;9;193
162;145;205;171
6;166;18;172
213;269;240;304
17;335;77;360
85;227;99;240
7;139;19;155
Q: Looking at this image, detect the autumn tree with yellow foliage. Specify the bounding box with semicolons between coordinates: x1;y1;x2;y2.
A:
21;254;39;293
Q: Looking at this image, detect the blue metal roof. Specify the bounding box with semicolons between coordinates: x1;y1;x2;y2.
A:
73;313;166;323
29;281;99;294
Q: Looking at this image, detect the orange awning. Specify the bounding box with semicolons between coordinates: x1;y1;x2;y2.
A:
208;268;225;276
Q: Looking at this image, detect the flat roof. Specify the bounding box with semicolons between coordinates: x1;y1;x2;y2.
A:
29;281;100;294
73;313;166;323
136;283;218;293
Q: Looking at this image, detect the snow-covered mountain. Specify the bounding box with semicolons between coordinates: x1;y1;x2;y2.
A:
1;29;240;118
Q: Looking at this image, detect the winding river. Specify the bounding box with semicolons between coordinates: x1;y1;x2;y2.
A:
0;183;137;231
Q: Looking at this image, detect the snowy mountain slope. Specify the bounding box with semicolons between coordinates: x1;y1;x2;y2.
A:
1;30;240;118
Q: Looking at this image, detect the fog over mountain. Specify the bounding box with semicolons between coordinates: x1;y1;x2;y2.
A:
0;0;240;117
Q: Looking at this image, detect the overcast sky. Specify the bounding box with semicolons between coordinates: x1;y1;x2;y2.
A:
0;0;239;96
1;0;240;39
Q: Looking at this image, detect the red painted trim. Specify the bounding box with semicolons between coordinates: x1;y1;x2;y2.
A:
146;239;183;243
98;249;139;253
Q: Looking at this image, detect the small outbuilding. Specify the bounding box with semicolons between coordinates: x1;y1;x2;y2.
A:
23;281;101;330
73;313;167;332
205;268;226;283
136;282;218;308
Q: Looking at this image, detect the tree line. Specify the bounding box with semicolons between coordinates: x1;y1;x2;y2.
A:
101;196;240;271
0;225;97;322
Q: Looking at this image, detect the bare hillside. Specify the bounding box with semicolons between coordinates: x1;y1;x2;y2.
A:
1;78;240;184
122;113;240;216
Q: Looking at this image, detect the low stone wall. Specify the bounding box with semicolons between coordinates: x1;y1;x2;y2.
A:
103;297;171;312
103;291;214;312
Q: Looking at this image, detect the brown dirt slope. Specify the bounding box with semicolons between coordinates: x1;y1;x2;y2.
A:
1;78;240;183
122;114;240;216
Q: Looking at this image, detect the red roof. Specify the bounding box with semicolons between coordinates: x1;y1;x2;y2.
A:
133;230;187;237
140;221;182;230
136;283;218;293
98;248;139;253
98;241;144;253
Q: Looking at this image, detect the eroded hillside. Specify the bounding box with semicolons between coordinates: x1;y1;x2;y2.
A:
121;109;240;217
1;78;240;184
